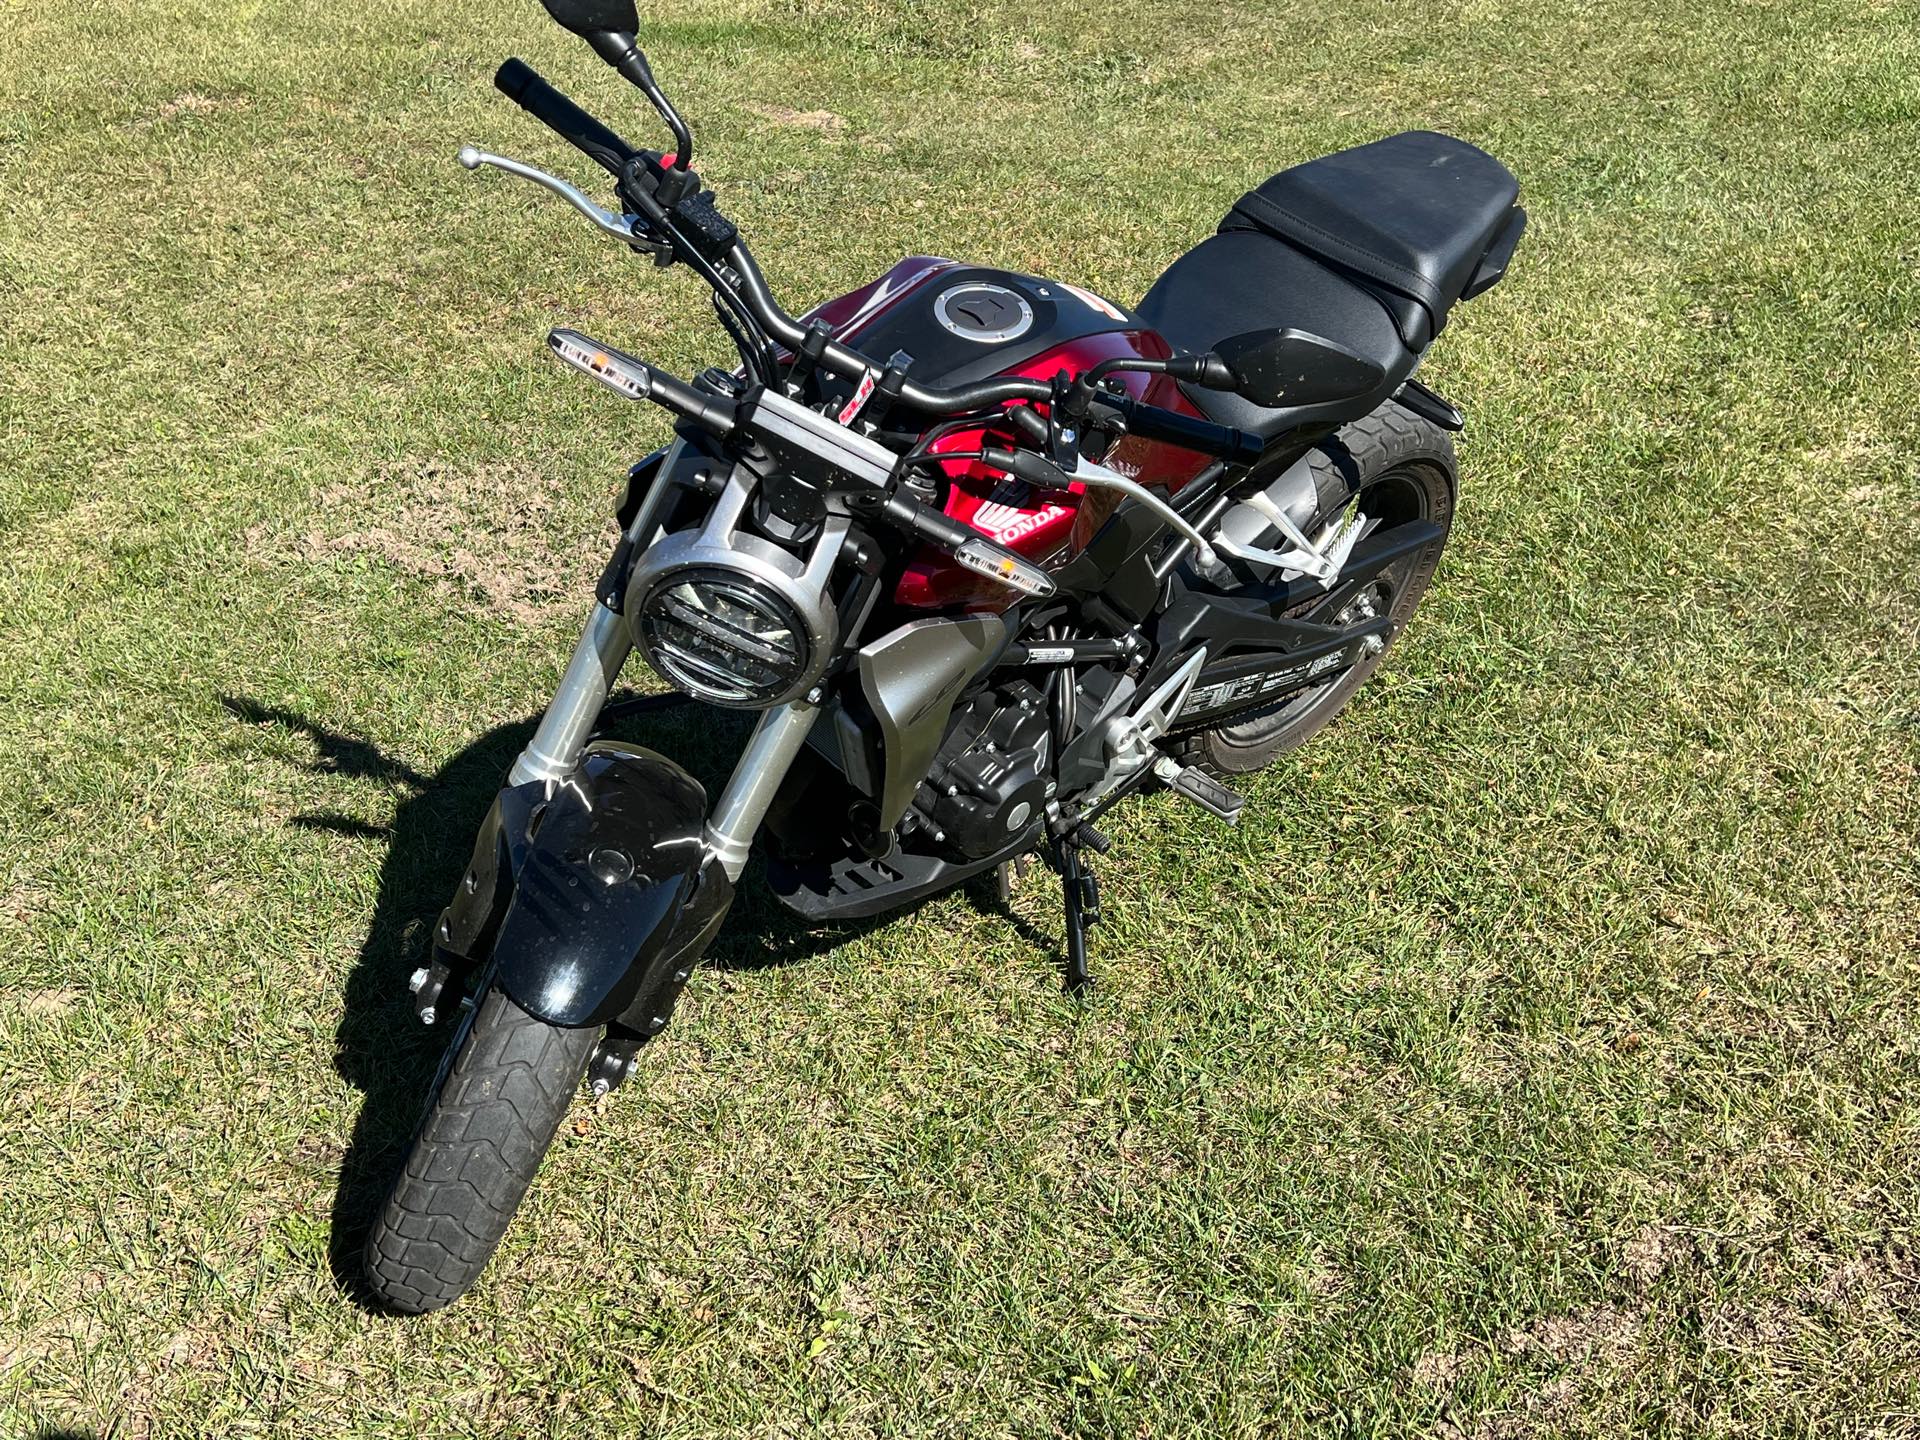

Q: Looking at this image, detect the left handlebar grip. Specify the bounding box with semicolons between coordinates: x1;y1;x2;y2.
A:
1092;390;1265;464
495;58;637;180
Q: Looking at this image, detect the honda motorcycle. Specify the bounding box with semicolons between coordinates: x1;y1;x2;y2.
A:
361;0;1525;1311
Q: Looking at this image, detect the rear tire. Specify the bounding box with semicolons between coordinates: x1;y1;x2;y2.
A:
1174;401;1456;776
361;986;597;1313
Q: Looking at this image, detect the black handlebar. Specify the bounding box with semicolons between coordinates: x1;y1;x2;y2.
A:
1095;392;1264;464
495;58;639;180
490;60;1265;464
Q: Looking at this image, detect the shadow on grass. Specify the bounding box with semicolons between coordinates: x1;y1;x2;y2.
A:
221;692;1037;1308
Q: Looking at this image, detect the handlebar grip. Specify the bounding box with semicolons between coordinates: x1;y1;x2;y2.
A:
494;58;638;181
644;369;739;436
1094;392;1265;464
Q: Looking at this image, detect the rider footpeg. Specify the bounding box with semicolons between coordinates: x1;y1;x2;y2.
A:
1152;756;1245;825
1071;821;1113;855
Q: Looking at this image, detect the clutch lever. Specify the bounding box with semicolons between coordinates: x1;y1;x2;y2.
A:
456;145;665;254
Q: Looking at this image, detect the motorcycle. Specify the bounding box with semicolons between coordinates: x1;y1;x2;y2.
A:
360;0;1526;1312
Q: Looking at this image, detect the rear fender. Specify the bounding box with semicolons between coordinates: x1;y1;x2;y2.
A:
435;741;732;1032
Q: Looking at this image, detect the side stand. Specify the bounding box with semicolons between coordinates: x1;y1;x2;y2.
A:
1051;827;1107;996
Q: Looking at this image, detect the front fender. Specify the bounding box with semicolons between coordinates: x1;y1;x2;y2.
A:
435;741;733;1030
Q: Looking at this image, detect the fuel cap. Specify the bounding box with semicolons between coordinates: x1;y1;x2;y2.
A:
933;282;1034;343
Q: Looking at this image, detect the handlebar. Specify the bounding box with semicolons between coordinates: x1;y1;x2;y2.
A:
483;61;1266;464
1092;391;1263;464
723;243;1046;412
723;243;1264;461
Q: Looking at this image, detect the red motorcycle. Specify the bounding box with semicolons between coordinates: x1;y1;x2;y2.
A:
362;0;1526;1311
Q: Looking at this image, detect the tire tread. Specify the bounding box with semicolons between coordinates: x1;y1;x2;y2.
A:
361;988;597;1313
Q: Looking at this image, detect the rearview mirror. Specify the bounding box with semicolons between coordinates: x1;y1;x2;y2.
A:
1212;328;1387;410
539;0;696;171
539;0;639;45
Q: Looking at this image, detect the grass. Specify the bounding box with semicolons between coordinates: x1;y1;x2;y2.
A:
2;0;1918;1432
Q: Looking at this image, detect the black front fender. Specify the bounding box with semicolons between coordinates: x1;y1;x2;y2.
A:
435;741;733;1031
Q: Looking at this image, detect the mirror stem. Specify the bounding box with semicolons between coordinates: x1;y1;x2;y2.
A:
586;35;692;170
623;56;693;172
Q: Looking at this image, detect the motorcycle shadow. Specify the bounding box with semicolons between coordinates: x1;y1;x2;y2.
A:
219;693;1048;1306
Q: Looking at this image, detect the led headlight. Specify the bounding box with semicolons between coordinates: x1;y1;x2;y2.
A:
625;462;845;709
635;566;815;708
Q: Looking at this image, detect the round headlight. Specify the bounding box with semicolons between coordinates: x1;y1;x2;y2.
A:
634;566;818;708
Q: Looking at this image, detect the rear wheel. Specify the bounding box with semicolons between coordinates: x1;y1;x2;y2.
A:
361;985;597;1313
1174;401;1456;776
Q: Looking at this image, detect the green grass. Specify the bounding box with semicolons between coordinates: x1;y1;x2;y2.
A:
3;0;1919;1432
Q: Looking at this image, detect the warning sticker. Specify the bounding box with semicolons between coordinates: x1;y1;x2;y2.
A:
837;368;879;425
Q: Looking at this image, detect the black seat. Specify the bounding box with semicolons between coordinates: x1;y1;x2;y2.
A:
1136;130;1524;440
1222;130;1523;349
1135;231;1413;439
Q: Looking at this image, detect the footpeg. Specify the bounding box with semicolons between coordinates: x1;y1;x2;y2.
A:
1152;756;1245;825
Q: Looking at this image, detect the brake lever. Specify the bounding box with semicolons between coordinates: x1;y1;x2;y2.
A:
457;145;658;251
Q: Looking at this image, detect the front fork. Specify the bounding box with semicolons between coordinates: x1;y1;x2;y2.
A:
505;599;633;789
507;597;821;885
414;592;822;1091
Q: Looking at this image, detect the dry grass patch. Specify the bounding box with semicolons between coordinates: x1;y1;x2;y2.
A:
251;459;614;625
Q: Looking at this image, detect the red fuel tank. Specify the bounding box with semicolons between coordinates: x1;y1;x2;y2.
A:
800;257;1218;610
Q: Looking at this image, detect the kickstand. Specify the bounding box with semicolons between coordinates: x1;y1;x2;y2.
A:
1052;829;1105;996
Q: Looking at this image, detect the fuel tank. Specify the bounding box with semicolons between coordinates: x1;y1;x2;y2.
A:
801;258;1217;610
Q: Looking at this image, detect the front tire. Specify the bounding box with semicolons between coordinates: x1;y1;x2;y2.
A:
361;986;597;1313
1175;401;1457;776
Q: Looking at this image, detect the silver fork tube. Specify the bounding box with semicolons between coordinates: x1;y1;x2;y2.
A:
508;601;632;786
703;699;820;881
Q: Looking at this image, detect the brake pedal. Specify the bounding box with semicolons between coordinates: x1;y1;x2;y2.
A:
1152;755;1245;825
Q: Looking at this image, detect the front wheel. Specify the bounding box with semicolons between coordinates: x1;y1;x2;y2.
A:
1174;401;1457;776
362;986;598;1313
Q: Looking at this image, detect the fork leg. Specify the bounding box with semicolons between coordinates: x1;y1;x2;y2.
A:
508;601;631;786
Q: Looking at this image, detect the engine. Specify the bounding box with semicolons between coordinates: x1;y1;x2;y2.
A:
898;682;1053;861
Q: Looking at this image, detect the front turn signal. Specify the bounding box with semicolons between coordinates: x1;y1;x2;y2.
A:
549;327;654;401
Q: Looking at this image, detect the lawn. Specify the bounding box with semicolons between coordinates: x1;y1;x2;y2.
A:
3;0;1918;1432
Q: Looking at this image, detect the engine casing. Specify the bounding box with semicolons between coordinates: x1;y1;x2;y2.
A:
901;682;1052;862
